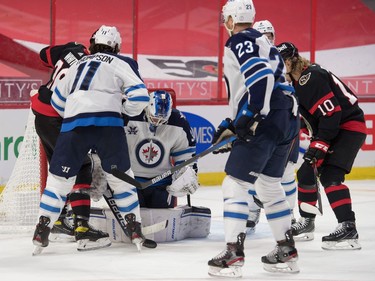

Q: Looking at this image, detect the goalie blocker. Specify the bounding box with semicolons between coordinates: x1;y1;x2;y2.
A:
89;205;211;242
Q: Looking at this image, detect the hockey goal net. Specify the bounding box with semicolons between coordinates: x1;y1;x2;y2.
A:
0;109;47;233
0;88;176;232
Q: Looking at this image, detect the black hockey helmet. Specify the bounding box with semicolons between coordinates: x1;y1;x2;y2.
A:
276;42;299;60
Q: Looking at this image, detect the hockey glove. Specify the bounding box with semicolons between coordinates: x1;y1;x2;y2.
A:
166;166;199;197
303;139;330;167
212;118;235;154
235;106;263;142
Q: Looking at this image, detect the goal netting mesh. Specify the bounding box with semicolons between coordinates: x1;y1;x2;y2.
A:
0;109;44;233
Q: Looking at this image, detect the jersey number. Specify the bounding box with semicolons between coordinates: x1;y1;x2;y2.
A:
49;60;68;90
331;74;357;105
70;61;101;93
317;99;335;116
236;41;254;58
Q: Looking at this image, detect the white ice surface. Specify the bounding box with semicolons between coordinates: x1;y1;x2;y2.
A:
1;180;374;281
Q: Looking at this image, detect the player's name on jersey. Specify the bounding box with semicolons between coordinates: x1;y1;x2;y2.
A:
80;54;114;64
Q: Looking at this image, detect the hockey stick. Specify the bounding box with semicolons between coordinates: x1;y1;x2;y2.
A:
300;162;323;216
112;135;237;189
103;187;168;248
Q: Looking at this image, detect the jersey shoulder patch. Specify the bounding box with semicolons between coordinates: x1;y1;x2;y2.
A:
298;64;326;87
299;72;311;86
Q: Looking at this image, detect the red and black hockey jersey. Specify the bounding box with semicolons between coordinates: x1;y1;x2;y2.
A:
31;42;89;116
295;63;366;142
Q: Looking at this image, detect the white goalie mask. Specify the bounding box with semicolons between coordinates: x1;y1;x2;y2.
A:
145;90;173;128
222;0;256;35
91;25;122;51
253;20;275;45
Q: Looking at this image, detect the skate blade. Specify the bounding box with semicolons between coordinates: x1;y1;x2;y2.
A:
49;233;75;243
32;246;44;256
322;239;361;250
294;232;314;242
263;260;300;273
208;265;242;278
77;238;112;251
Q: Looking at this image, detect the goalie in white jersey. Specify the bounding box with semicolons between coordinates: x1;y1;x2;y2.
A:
125;90;199;208
32;25;150;254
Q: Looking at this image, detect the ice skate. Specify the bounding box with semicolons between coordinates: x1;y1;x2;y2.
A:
262;230;299;273
49;217;75;242
124;213;145;251
208;233;246;278
32;216;51;256
75;220;111;251
322;221;361;250
246;209;260;234
291;217;315;241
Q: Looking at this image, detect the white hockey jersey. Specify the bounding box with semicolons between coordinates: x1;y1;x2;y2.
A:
51;52;150;132
223;28;294;123
125;109;196;186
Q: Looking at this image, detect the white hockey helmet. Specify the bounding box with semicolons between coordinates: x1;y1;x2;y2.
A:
90;25;122;51
253;20;275;44
222;0;256;25
145;90;173;127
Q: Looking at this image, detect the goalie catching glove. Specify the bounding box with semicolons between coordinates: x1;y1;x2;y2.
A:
212;118;235;154
166;166;199;197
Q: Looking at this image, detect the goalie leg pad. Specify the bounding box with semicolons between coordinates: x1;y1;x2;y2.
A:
88;205;211;243
141;206;211;242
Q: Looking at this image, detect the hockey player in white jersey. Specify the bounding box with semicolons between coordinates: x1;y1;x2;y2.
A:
126;90;198;208
32;25;150;254
247;19;299;233
87;90;209;243
253;19;275;45
208;0;300;277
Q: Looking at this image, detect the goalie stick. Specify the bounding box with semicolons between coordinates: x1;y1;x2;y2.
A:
112;135;237;189
103;187;168;248
300;162;323;216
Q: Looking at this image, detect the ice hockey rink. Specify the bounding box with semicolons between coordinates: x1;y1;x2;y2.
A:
1;180;374;281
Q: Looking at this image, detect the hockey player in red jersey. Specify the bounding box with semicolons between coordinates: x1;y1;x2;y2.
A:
276;42;367;250
31;42;111;250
